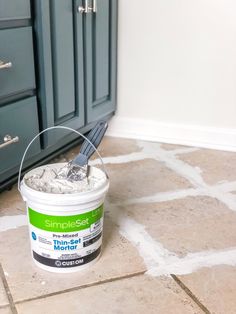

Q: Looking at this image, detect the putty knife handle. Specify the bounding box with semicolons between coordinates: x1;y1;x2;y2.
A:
80;121;108;161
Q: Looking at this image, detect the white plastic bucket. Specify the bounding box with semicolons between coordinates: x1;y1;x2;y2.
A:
18;127;109;273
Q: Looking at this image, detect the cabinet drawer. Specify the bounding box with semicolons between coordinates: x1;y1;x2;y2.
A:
0;0;31;21
0;97;40;176
0;27;35;99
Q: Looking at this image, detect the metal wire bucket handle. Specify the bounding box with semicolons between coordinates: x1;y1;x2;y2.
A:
18;126;108;193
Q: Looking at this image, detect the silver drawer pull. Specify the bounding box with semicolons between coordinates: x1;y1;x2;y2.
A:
0;60;12;70
0;135;19;149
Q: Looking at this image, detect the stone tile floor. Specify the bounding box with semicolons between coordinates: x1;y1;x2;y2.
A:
1;136;236;314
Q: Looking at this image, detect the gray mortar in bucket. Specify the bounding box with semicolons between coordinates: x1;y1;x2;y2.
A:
24;163;106;194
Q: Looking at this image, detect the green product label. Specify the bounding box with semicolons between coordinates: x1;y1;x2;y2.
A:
28;205;103;232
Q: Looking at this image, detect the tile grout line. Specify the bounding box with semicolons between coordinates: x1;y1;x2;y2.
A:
171;274;211;314
0;263;18;314
14;270;146;305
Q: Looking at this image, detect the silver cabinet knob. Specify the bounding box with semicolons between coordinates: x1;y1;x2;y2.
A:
78;0;90;13
78;0;97;13
0;59;12;70
0;135;19;149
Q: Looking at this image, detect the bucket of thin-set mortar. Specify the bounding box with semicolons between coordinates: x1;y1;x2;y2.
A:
18;126;109;273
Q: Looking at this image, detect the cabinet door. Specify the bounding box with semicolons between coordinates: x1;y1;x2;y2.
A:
84;0;117;123
35;0;85;146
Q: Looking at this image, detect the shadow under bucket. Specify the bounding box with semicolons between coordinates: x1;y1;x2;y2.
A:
18;126;109;273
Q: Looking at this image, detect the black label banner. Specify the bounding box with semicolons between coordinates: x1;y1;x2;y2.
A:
83;232;102;247
33;247;101;268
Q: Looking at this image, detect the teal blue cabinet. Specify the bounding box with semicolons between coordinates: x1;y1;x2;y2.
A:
0;0;117;188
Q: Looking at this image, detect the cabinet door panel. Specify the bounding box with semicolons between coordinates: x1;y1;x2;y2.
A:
35;0;85;146
85;0;117;123
50;0;75;122
94;0;110;100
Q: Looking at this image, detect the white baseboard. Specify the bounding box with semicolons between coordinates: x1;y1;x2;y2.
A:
106;116;236;152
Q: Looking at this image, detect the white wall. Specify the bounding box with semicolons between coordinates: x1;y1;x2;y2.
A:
108;0;236;150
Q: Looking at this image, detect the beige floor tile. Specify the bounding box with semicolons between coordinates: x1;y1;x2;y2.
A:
179;265;236;314
16;274;203;314
106;159;192;202
0;214;145;303
0;278;8;306
161;143;190;151
0;307;12;314
177;149;236;184
124;196;236;256
97;136;142;157
0;185;25;216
